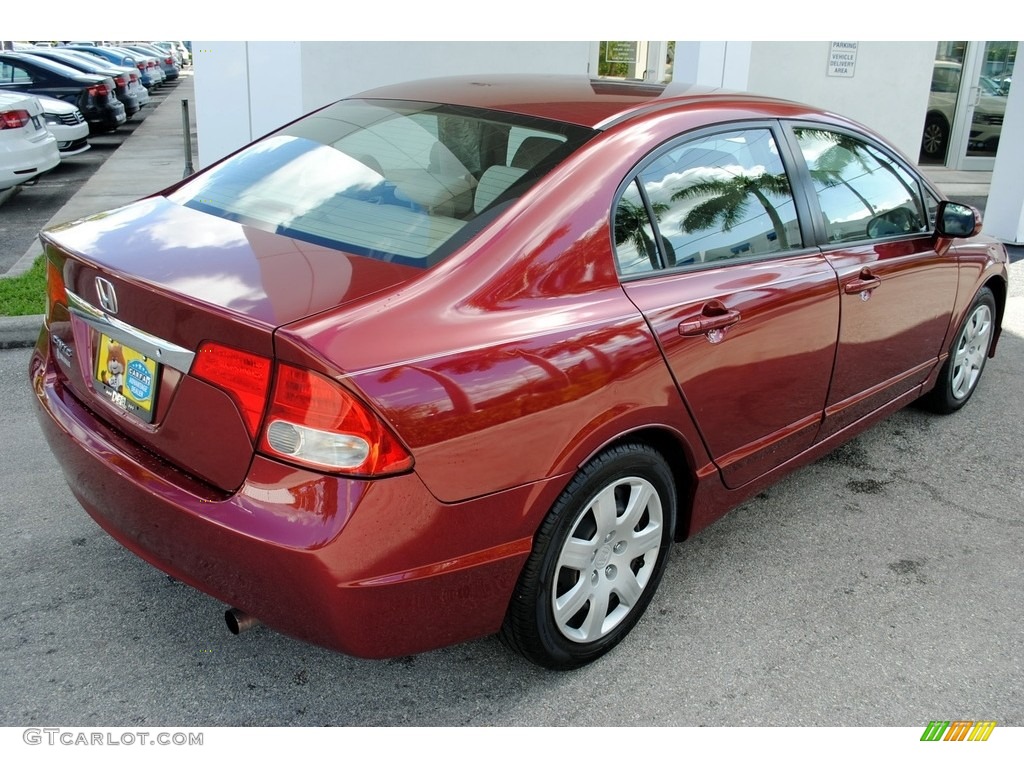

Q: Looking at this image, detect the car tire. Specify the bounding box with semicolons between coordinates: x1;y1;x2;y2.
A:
501;443;676;670
920;286;996;414
921;114;950;161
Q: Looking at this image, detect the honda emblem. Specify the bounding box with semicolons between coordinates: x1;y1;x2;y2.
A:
95;277;118;315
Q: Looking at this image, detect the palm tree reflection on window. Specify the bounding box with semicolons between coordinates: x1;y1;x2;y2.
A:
615;195;669;271
670;170;794;251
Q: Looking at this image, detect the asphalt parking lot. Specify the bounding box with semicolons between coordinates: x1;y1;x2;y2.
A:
1;257;1022;727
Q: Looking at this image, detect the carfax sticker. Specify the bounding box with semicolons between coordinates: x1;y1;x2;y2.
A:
94;335;159;422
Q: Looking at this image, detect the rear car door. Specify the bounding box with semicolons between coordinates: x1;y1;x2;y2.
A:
617;124;840;489
784;124;960;439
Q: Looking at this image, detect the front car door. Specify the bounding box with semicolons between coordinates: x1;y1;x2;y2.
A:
616;124;840;489
784;124;960;440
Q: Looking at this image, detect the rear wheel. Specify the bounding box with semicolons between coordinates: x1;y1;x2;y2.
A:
501;444;675;670
921;286;996;413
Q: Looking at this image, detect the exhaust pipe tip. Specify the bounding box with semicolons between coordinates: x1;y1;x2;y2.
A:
225;607;260;635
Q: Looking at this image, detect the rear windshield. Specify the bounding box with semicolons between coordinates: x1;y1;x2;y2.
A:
169;99;595;268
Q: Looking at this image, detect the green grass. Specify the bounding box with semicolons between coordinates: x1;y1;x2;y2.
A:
0;255;47;316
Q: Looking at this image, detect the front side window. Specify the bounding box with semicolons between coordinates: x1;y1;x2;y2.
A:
613;127;802;274
169;99;593;269
793;127;928;243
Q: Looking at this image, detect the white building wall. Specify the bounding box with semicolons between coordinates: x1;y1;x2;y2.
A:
674;41;752;90
746;41;935;160
193;41;306;168
194;41;936;168
248;42;305;140
194;41;591;168
192;41;252;169
192;40;1023;237
298;41;592;113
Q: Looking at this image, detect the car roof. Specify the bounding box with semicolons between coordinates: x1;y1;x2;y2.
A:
353;74;817;130
1;50;97;79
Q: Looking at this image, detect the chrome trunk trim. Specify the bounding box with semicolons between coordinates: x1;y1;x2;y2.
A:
67;289;196;372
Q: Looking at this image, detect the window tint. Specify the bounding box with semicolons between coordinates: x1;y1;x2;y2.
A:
793;127;928;243
614;127;802;273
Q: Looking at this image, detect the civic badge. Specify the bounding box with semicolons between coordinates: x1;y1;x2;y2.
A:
95;277;118;315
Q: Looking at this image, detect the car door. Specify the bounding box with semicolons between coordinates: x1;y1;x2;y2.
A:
616;124;840;489
785;124;960;440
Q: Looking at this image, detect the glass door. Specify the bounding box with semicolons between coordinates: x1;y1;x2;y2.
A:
919;42;966;165
960;41;1016;171
922;42;1017;170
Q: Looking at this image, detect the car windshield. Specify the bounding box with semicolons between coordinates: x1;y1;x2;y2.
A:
169;99;594;268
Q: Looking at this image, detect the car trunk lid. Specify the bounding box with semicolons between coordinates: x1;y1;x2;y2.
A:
42;196;418;492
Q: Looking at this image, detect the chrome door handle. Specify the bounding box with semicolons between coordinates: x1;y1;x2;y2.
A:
844;273;881;294
678;307;741;336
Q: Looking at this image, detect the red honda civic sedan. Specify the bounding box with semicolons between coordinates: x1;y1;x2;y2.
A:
30;75;1008;669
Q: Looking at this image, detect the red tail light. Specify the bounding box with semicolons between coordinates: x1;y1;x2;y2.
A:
191;342;272;440
46;259;68;315
0;109;31;129
129;73;139;83
136;62;145;71
87;84;109;98
114;75;126;88
164;57;173;66
259;364;413;476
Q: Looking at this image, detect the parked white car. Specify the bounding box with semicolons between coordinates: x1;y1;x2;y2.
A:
34;93;91;156
0;90;60;190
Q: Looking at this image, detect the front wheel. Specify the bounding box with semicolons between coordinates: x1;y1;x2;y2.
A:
501;444;676;670
920;286;996;414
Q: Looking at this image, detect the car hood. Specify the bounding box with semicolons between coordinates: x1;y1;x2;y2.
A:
43;195;420;329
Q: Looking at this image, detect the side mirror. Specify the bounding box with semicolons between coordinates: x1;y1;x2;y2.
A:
936;201;983;238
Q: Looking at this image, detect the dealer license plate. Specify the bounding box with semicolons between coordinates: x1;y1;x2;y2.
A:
93;334;160;423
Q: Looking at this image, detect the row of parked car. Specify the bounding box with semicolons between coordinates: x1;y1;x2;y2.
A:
0;41;188;192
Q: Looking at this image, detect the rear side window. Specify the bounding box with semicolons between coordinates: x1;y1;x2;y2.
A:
169;99;592;269
613;127;803;275
0;62;32;85
792;127;929;243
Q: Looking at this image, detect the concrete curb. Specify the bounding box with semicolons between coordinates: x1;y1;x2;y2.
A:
0;314;43;349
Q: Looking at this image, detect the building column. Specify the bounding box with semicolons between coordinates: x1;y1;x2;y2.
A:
194;41;303;169
673;42;752;90
984;47;1024;244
